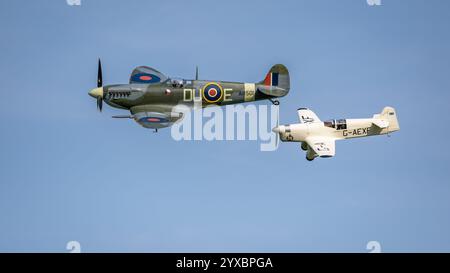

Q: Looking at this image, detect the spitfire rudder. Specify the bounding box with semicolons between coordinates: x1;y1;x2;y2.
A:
257;64;290;97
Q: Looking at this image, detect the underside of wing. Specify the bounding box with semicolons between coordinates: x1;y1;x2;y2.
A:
129;105;184;129
297;108;321;124
305;137;336;158
129;66;168;84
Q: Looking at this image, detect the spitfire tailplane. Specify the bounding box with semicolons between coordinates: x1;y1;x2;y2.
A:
257;64;290;97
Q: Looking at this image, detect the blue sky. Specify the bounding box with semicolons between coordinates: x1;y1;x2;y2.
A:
1;0;450;252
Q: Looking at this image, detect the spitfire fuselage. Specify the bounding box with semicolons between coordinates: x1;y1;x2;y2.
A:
102;80;273;111
89;63;290;129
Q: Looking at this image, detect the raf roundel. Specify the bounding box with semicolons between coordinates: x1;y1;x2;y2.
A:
147;117;161;122
138;116;169;124
202;82;223;103
131;73;161;83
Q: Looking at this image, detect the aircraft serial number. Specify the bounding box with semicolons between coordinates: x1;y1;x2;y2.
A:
343;127;371;137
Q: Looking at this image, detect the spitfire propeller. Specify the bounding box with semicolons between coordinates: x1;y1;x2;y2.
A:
89;59;104;112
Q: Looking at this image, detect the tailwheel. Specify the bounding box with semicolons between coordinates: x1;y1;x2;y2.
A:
269;98;280;105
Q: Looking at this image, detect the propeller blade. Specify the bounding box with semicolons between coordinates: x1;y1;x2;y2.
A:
97;58;103;87
97;97;103;112
195;66;199;80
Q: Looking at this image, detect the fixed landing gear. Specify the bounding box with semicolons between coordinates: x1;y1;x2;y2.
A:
306;149;316;161
269;98;280;105
153;128;158;133
301;142;308;151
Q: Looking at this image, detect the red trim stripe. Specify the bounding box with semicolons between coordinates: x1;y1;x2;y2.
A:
264;73;272;86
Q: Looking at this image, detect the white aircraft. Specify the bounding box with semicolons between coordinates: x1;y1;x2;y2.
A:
272;106;400;161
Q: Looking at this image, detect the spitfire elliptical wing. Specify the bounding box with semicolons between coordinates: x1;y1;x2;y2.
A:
305;137;336;158
297;108;321;124
129;104;184;129
129;66;168;84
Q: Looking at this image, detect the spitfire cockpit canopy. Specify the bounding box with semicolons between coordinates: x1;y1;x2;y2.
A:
167;77;185;88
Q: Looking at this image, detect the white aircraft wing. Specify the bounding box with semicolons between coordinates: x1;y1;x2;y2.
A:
297;108;321;124
372;119;389;129
305;137;336;158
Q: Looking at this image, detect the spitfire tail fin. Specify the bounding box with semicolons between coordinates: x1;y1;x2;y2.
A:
257;64;290;97
374;106;400;132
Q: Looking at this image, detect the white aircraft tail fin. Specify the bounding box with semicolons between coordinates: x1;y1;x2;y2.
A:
373;106;400;132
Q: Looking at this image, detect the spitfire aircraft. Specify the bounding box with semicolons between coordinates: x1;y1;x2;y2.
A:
88;60;290;131
272;107;400;161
